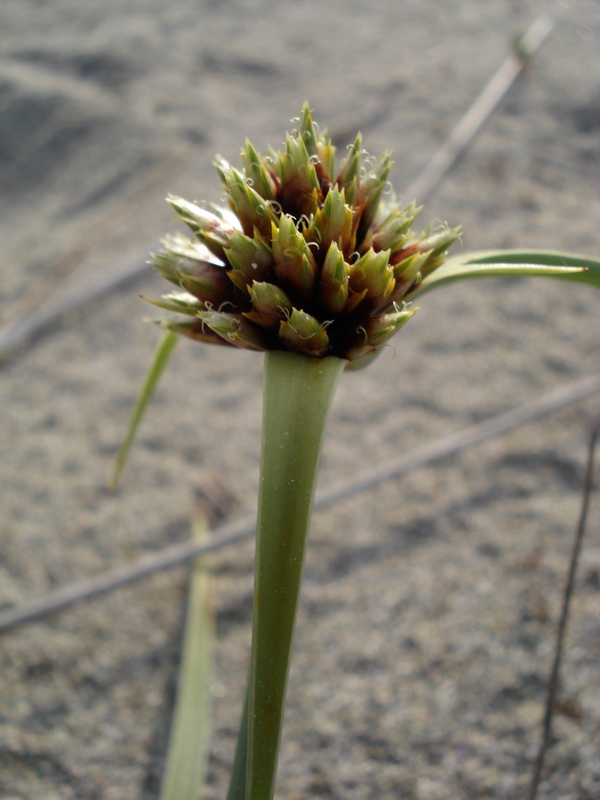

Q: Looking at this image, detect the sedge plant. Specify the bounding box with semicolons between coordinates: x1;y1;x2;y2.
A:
112;104;600;799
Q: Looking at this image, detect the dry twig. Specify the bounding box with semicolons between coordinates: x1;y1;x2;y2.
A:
528;421;599;800
401;15;554;203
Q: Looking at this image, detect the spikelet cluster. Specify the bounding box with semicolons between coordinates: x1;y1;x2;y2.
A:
149;104;460;366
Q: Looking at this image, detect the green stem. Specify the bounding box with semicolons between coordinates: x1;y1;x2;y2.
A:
240;350;346;800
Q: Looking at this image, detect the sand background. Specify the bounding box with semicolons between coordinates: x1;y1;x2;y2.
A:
1;1;600;798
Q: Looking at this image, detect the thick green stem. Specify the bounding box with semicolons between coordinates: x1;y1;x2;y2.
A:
240;350;346;800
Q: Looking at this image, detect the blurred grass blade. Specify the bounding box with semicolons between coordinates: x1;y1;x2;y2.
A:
109;331;178;490
160;514;215;800
415;249;600;295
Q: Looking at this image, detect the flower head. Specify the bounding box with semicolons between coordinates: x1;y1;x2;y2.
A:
149;104;460;366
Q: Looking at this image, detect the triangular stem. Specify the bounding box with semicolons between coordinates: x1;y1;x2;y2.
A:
227;351;346;800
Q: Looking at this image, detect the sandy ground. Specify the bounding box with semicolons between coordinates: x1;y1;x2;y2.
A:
1;1;600;798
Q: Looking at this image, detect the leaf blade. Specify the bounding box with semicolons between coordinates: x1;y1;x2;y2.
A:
413;249;600;296
159;515;214;800
109;331;178;491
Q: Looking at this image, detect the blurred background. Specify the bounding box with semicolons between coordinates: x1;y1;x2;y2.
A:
1;1;599;798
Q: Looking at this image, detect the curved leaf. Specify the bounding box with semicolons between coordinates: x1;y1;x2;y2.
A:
109;331;179;490
413;249;600;297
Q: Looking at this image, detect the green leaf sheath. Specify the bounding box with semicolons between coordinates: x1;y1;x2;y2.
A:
414;249;600;296
109;331;178;490
244;351;346;800
160;516;214;800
